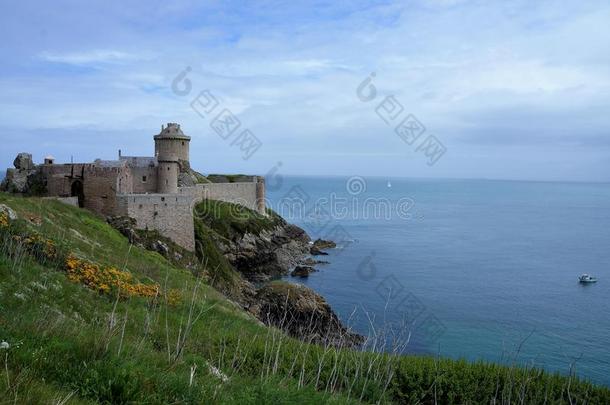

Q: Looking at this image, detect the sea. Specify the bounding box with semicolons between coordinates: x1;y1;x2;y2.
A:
265;175;610;387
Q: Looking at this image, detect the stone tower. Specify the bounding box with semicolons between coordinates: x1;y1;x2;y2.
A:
154;123;190;194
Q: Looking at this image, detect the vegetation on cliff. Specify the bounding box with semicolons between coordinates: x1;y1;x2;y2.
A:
194;199;283;241
192;199;287;294
1;194;609;404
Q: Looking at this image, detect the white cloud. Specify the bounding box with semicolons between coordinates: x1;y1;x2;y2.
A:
38;49;151;66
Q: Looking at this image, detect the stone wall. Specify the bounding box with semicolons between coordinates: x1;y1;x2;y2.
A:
82;166;132;217
43;164;89;197
117;194;196;251
129;166;158;194
179;180;264;214
41;163;132;217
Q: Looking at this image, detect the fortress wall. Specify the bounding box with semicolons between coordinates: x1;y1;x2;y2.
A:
43;164;89;197
117;194;195;251
179;181;263;213
41;164;131;218
82;166;131;217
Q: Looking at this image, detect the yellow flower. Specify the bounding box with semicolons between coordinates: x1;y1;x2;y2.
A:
61;252;164;299
167;289;182;306
0;212;8;228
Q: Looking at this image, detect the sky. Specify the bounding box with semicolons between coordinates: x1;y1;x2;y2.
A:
1;0;609;182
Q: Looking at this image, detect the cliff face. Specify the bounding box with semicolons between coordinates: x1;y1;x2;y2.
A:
193;200;311;281
218;223;311;281
192;199;363;347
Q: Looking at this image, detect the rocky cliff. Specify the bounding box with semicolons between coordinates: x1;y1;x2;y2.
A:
190;199;363;348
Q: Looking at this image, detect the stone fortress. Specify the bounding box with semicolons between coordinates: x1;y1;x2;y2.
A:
1;123;266;250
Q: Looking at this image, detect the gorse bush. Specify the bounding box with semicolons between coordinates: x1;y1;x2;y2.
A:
0;210;8;227
65;254;160;298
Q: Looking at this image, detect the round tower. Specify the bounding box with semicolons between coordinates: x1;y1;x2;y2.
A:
157;154;179;194
154;123;191;165
155;123;189;194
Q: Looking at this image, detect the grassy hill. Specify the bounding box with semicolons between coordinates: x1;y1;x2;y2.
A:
1;193;609;404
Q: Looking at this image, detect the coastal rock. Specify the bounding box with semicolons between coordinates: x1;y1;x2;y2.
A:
191;202;356;347
299;257;329;266
252;282;363;348
290;265;316;278
223;223;312;281
310;246;329;256
309;238;336;256
312;238;337;250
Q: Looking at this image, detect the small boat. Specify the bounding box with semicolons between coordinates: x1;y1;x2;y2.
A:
579;274;597;283
387;181;392;188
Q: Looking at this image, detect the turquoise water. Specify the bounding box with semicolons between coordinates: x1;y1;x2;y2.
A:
266;176;610;387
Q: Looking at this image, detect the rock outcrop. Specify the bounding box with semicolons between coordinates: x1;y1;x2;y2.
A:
251;282;363;348
309;238;336;255
1;153;46;195
312;238;337;250
177;167;210;187
214;221;312;282
0;152;44;195
208;217;361;347
290;265;316;278
300;257;329;266
13;153;34;171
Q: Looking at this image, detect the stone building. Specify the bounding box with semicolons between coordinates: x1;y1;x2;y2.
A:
1;123;266;251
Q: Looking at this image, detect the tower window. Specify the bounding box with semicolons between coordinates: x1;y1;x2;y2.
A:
165;180;168;185
167;167;170;171
142;176;147;182
182;141;185;146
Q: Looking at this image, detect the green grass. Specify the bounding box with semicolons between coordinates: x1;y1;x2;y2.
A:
193;218;243;298
1;193;609;404
206;174;251;183
194;199;282;242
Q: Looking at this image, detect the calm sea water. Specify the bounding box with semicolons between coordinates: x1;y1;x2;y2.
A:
266;176;610;387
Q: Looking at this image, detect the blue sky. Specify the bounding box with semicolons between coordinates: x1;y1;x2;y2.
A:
1;0;609;181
